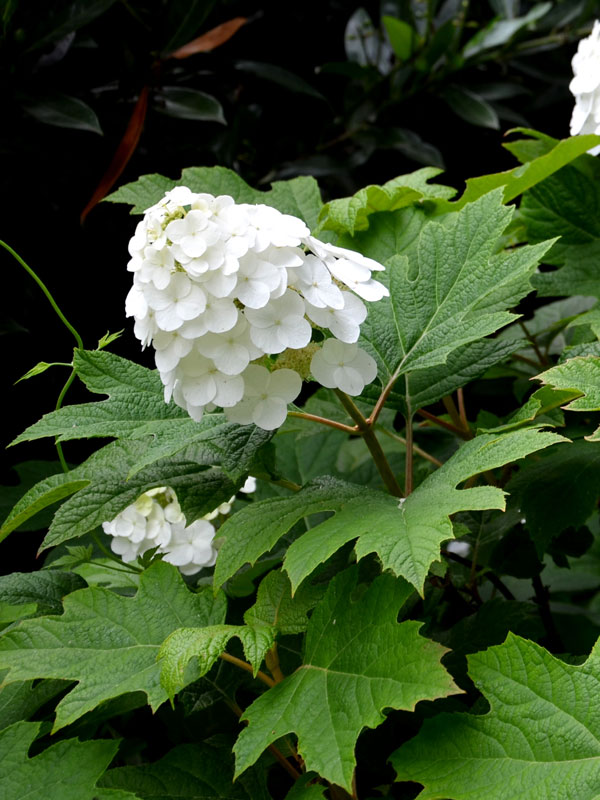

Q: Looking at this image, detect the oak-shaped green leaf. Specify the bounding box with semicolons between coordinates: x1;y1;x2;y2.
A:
392;633;600;799
2;438;236;548
0;720;118;800
98;741;269;800
234;568;458;792
106;166;322;229
214;429;564;594
0;562;226;730
12;350;272;481
317;167;455;235
159;624;275;698
537;356;600;440
358;189;554;394
479;385;579;434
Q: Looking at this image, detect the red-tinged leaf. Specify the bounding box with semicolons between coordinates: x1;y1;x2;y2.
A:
80;86;149;223
168;16;247;59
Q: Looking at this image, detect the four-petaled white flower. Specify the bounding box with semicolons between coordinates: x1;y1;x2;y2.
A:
225;365;302;430
310;338;377;395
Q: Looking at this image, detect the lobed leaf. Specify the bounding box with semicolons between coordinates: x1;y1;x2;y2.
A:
0;562;226;730
392;633;600;799
215;428;564;594
234;568;458;792
0;720;118;800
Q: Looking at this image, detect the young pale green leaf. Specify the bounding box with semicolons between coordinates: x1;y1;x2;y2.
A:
234;568;458;792
3;438;236;549
159;624;276;698
392;633;600;799
98;741;270;800
462;3;551;59
215;429;564;594
434;132;600;213
243;570;324;635
0;720;118;800
358;190;554;391
105;166;323;229
317;168;455;235
12;350;273;481
537;356;600;440
0;570;86;615
507;440;600;554
382;16;415;60
0;562;226;730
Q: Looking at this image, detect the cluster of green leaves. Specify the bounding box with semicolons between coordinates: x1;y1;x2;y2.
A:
5;127;600;800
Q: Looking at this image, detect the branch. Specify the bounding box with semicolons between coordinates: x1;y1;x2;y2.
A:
219;652;276;688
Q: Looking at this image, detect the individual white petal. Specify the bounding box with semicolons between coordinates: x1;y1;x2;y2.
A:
252;396;288;430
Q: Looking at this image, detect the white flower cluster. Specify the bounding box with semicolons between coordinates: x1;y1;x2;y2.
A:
102;486;217;575
102;478;256;574
570;20;600;155
126;187;387;430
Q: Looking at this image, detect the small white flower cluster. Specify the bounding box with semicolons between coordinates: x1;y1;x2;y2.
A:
126;187;387;430
102;478;257;575
570;20;600;155
102;486;214;575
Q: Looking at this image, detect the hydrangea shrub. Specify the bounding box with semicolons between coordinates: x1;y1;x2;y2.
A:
5;121;600;799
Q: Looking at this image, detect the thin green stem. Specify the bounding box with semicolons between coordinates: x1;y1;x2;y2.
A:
265;642;285;683
404;414;414;496
288;410;357;434
518;321;548;368
54;368;78;472
334;390;404;498
219;652;276;688
379;428;443;468
0;240;83;350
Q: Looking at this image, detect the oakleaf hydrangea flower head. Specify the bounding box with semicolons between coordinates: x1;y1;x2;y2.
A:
126;188;388;429
570;20;600;155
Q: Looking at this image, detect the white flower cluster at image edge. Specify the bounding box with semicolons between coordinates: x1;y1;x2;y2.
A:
102;478;256;575
570;19;600;155
126;187;387;430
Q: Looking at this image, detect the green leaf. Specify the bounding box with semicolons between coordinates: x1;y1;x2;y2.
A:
358;190;554;388
537;356;600;439
99;740;269;800
156;87;225;124
382;16;415;60
235;61;326;101
533;241;600;298
0;571;86;615
285;774;327;800
105;167;323;229
0;461;65;532
234;568;458;792
507;440;600;553
13;350;273;481
21;93;102;134
0;562;226;730
392;633;600;799
0;720;118;800
317;168;455;235
244;569;324;635
479;385;579;434
215;429;564;594
0;679;68;731
2;438;236;549
441;86;499;129
435;132;600;213
26;0;118;51
14;361;54;383
462;3;551;58
159;624;275;697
